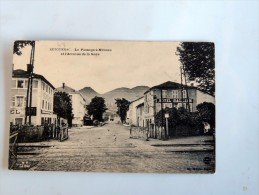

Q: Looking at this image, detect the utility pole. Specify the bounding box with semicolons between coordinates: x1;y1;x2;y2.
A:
160;89;164;140
153;95;157;139
182;64;190;112
25;41;35;125
28;42;35;125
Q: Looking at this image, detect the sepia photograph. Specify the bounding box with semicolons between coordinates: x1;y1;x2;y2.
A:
9;40;215;173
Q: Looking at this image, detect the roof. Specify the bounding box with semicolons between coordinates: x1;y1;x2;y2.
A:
130;96;144;104
56;85;86;102
144;81;196;94
56;85;77;93
12;69;55;89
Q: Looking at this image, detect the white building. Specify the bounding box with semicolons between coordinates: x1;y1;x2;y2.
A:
56;83;86;127
10;69;57;125
126;96;144;126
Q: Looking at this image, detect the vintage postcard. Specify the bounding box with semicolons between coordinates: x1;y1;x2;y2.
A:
9;40;215;173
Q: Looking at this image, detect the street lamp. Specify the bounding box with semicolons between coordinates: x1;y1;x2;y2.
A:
165;112;169;140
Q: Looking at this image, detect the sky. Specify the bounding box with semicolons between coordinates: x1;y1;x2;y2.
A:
13;41;182;94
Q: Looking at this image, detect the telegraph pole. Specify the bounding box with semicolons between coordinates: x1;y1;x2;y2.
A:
25;42;35;124
182;64;190;112
28;42;35;125
153;95;157;139
160;89;164;140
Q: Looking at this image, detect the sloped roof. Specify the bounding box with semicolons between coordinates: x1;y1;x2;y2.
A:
56;85;77;93
56;85;86;101
12;69;55;89
144;81;196;94
130;96;144;103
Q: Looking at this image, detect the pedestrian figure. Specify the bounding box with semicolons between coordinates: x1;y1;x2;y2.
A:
203;122;210;134
113;135;117;143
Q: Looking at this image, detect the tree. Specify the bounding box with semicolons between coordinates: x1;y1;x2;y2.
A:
155;107;177;127
176;42;215;96
86;96;107;121
196;102;215;128
54;92;73;127
115;98;130;123
13;40;35;55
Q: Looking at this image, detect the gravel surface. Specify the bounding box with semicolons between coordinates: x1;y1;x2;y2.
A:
15;123;215;173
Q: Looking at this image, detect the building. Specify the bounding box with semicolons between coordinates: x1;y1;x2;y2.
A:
56;83;86;127
143;81;215;132
126;96;144;126
10;69;56;125
136;102;144;128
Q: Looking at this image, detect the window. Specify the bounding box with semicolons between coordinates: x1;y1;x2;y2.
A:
172;90;178;98
16;96;24;107
33;80;38;88
162;90;167;98
17;80;25;88
45;101;48;109
15;118;23;125
42;82;45;90
42;100;44;109
11;97;15;107
41;117;44;125
183;90;187;98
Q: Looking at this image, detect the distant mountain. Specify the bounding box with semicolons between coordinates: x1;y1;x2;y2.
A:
131;86;150;98
79;87;100;103
79;85;149;110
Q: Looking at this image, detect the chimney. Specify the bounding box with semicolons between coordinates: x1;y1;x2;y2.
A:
62;83;65;89
27;64;33;73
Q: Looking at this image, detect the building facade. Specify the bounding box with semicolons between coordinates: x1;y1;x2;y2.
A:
143;81;215;131
10;69;56;125
127;81;215;136
56;83;86;127
126;96;144;126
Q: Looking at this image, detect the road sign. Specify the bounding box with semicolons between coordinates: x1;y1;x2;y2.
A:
26;107;37;116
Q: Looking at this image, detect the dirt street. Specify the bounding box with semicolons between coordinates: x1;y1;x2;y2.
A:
16;123;215;173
